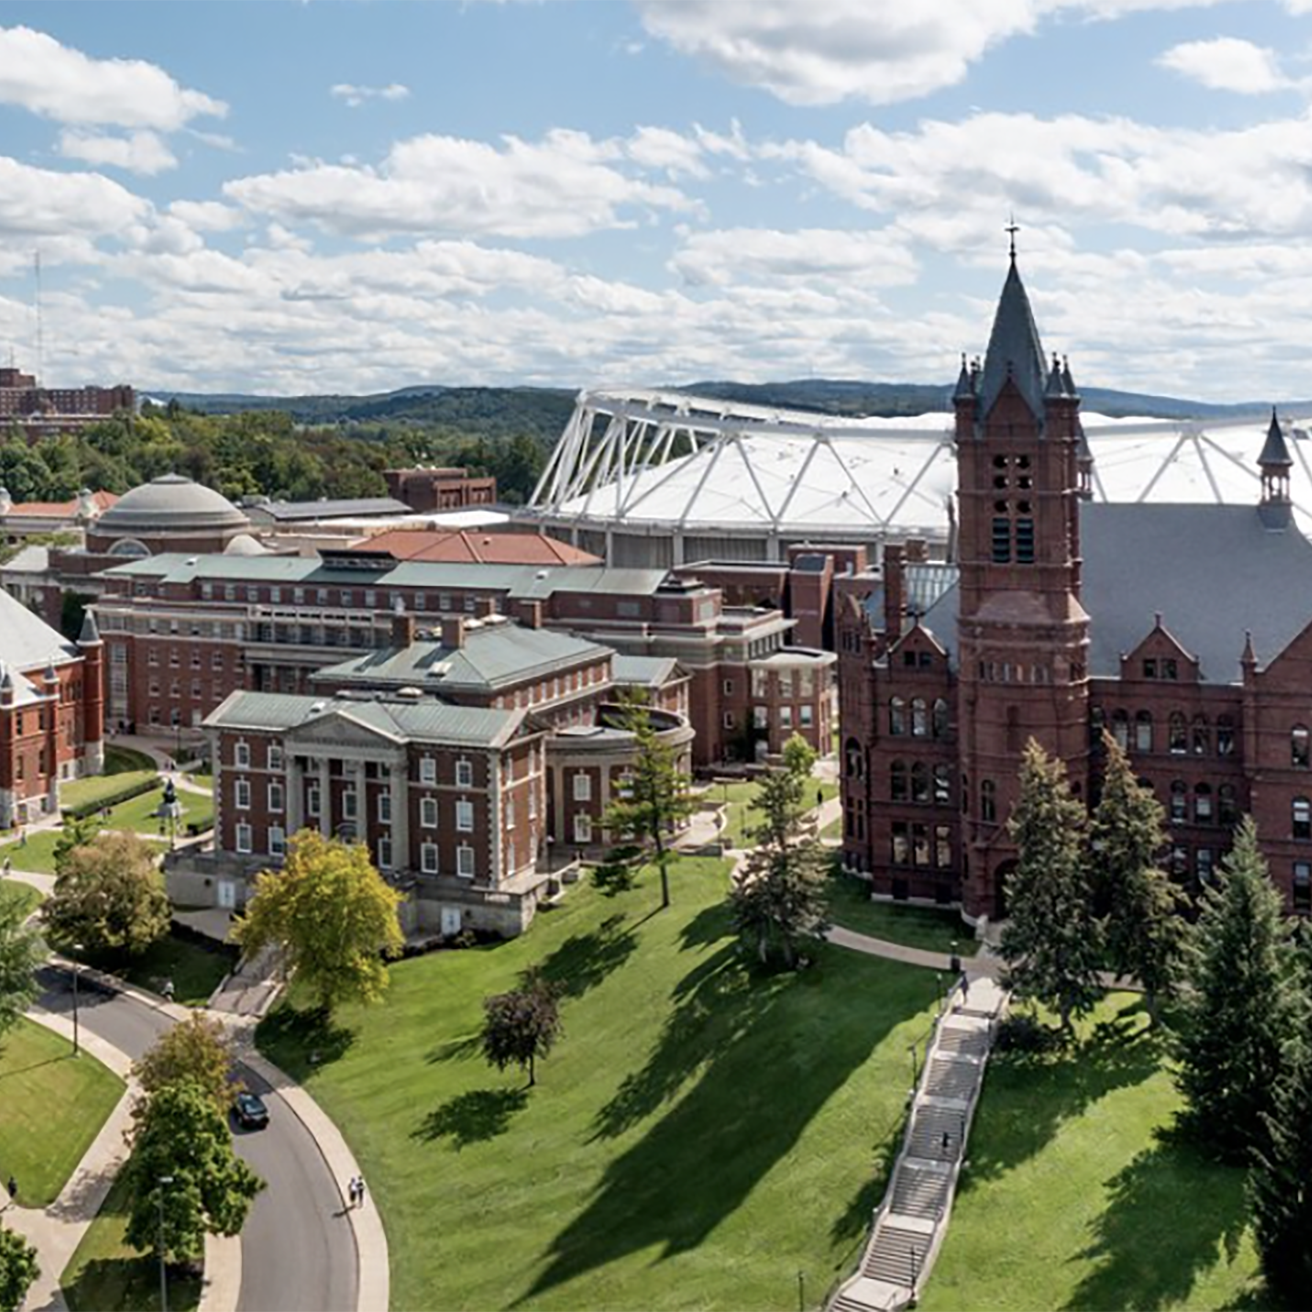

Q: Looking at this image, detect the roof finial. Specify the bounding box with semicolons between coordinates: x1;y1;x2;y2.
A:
1005;213;1019;263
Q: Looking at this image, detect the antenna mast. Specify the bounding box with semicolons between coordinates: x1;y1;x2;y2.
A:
33;250;43;387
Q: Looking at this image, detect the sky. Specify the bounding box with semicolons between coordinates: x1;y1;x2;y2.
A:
4;2;1312;401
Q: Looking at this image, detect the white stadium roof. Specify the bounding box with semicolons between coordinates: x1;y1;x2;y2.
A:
526;388;1312;541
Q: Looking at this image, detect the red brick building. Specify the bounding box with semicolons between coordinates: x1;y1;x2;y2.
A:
384;467;498;513
839;253;1312;924
0;597;104;826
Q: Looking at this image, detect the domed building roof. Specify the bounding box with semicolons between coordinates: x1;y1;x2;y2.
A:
95;474;250;538
223;532;273;557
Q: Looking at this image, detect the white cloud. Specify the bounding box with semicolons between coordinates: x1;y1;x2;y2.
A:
632;0;1248;106
0;25;226;129
1157;37;1287;94
0;155;150;239
57;129;178;175
626;126;709;179
329;82;411;108
167;200;245;233
223;128;697;240
670;227;918;288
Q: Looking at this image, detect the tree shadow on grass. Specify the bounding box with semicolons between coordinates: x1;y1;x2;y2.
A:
829;1125;901;1250
961;1002;1164;1190
254;1004;355;1080
1063;1134;1252;1311
519;943;933;1304
412;1087;529;1150
678;902;730;951
64;1256;202;1312
424;1032;482;1065
533;913;638;1001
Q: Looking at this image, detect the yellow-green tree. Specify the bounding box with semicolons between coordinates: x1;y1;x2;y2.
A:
133;1014;237;1119
234;830;404;1014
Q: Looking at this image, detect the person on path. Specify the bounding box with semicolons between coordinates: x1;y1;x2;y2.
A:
7;1176;16;1205
1;857;9;877
816;787;824;810
356;1176;367;1209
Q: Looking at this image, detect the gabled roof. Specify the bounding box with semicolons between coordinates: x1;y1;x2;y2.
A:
977;258;1048;425
362;527;600;567
0;587;80;671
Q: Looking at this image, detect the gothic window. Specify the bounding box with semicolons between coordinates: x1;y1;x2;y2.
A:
1168;713;1187;755
932;698;950;739
890;760;908;802
913;823;930;867
1197;848;1215;885
1295;796;1312;841
935;826;952;868
911;762;930;803
981;780;997;823
1294;725;1310;769
845;737;865;779
889;698;906;737
1170;781;1187;822
911;698;929;738
1192;715;1210;756
1217;715;1236;757
934;765;952;805
1194;783;1213;824
1219;783;1238;825
1090;706;1106;747
1112;709;1129;750
891;821;909;865
1296;862;1312;914
1135;711;1153;753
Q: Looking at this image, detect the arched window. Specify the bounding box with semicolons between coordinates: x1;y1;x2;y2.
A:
1169;713;1187;755
981;779;997;823
1192;715;1210;756
911;762;930;803
890;760;907;802
934;764;952;805
1090;706;1107;747
1295;796;1311;840
1217;715;1236;757
1112;709;1129;750
911;698;928;738
1170;780;1187;822
845;737;864;779
1135;711;1153;753
889;698;906;737
1294;725;1310;769
932;698;950;739
1194;783;1213;824
1219;783;1238;825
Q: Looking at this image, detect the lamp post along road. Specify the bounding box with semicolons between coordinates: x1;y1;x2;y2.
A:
71;943;84;1057
158;1174;174;1312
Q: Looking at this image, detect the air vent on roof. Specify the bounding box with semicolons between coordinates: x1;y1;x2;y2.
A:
536;569;549;579
396;686;423;700
309;701;325;714
185;557;198;566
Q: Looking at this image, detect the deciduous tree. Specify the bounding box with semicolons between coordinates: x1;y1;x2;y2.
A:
0;1224;38;1312
125;1079;264;1264
1174;817;1296;1163
1001;740;1103;1037
602;699;695;910
0;896;41;1040
42;832;169;960
1088;732;1186;1022
481;968;563;1087
134;1014;237;1119
233;830;403;1014
52;814;99;877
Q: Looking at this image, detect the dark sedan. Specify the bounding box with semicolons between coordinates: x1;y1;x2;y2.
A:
234;1091;270;1130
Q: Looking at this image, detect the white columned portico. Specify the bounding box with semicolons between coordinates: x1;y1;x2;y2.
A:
317;758;332;835
390;755;409;871
286;756;304;835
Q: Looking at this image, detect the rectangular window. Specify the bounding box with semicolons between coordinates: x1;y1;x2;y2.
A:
991;516;1011;563
1015;518;1035;564
573;772;592;802
308;786;320;818
378;792;392;824
780;706;793;730
574;812;593;844
420;842;438;875
1296;862;1312;913
722;711;734;729
891;821;910;865
722;678;733;695
268;782;284;813
456;800;474;832
236;822;252;854
1143;658;1157;679
912;822;930;867
269;826;286;858
343;790;358;820
235;779;251;810
234;740;250;768
506;798;516;829
935;825;952;868
456;759;473;788
268;744;283;771
753;705;768;729
457;845;475;878
800;704;814;727
419;757;437;785
421;797;438;828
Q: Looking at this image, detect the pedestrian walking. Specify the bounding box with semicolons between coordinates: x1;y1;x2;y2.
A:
357;1176;367;1209
346;1176;358;1208
7;1176;16;1204
1;857;10;877
960;969;971;1001
816;787;824;810
17;827;24;848
940;1130;951;1158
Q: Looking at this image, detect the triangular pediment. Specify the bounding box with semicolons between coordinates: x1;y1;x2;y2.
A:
1120;617;1199;682
286;708;403;752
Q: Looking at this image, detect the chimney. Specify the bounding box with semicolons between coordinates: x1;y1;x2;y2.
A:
514;599;543;630
882;543;905;638
440;616;467;649
391;611;415;648
904;538;928;563
474;595;497;619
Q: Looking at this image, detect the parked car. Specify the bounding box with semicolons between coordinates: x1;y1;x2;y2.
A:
233;1091;269;1130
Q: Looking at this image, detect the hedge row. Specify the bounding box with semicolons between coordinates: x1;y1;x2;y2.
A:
62;774;161;821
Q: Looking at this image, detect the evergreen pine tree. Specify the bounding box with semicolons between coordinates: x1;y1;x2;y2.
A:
1174;817;1296;1163
1089;731;1186;1022
1000;739;1103;1037
1250;926;1312;1305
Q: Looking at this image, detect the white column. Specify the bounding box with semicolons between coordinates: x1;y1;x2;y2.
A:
318;758;332;835
390;755;409;872
286;756;304;834
350;760;367;842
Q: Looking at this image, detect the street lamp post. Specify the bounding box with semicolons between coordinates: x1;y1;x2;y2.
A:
71;942;83;1057
158;1175;174;1312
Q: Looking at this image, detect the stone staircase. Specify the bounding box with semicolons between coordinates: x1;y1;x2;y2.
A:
827;976;1007;1312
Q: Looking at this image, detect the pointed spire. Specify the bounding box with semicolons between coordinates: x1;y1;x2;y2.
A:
1242;630;1257;671
978;254;1047;426
1260;407;1292;469
1061;355;1080;400
78;609;101;645
1044;352;1067;399
44;658;57;684
953;353;974;402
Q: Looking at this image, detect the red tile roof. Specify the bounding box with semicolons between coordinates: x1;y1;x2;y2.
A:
361;527;600;567
6;490;118;517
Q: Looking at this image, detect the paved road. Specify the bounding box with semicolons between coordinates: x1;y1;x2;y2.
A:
37;968;357;1312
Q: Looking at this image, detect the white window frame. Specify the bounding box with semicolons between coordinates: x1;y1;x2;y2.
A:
573;813;593;844
420;842;438;875
343;789;358;821
377;837;393;871
419;757;437;785
506;798;516;829
267;782;284;813
573;772;592;802
421;797;438;829
457;845;475;879
456;758;473;788
268;744;284;771
456;800;474;832
308;786;321;818
269;825;286;858
234;778;251;811
235;822;253;854
378;792;392;824
234;740;250;769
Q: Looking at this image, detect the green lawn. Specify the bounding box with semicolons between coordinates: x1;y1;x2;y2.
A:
103;745;156;775
60;770;157;813
103;786;214;838
258;857;940;1312
716;777;839;848
921;996;1264;1312
62;1166;202;1312
0;880;42;919
115;933;237;1006
827;869;978;957
0;825;169;877
0;1018;124;1206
